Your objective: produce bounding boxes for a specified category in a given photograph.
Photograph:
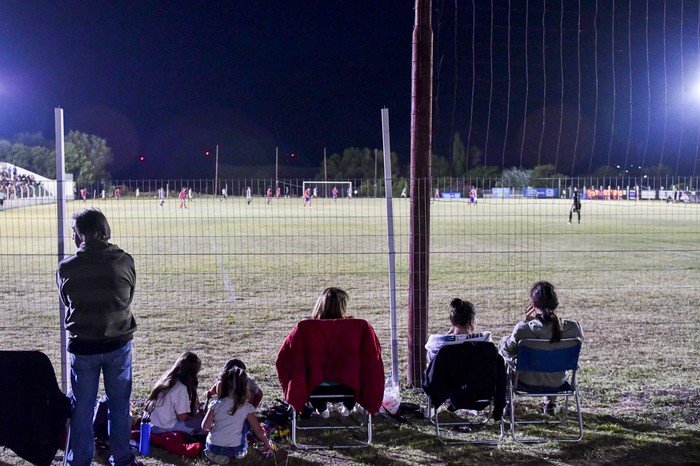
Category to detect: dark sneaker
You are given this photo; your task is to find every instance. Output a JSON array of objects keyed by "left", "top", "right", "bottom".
[
  {"left": 543, "top": 401, "right": 557, "bottom": 416},
  {"left": 204, "top": 448, "right": 230, "bottom": 465}
]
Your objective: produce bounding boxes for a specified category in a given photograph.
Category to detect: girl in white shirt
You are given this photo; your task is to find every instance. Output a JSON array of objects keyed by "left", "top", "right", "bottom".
[
  {"left": 202, "top": 367, "right": 274, "bottom": 462},
  {"left": 145, "top": 351, "right": 204, "bottom": 434}
]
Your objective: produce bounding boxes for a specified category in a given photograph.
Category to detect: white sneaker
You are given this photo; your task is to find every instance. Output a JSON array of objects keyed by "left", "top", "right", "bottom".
[
  {"left": 339, "top": 405, "right": 351, "bottom": 417},
  {"left": 318, "top": 408, "right": 330, "bottom": 418},
  {"left": 353, "top": 405, "right": 367, "bottom": 415},
  {"left": 234, "top": 449, "right": 247, "bottom": 459}
]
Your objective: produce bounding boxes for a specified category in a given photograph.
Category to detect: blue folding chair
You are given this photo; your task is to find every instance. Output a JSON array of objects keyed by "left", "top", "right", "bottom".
[{"left": 502, "top": 338, "right": 584, "bottom": 443}]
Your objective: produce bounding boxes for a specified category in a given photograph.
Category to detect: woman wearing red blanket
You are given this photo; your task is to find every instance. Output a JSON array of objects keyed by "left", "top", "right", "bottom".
[
  {"left": 307, "top": 287, "right": 356, "bottom": 417},
  {"left": 276, "top": 287, "right": 385, "bottom": 416}
]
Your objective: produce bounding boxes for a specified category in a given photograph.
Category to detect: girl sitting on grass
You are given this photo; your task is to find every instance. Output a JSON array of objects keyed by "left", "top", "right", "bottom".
[
  {"left": 202, "top": 366, "right": 274, "bottom": 463},
  {"left": 145, "top": 351, "right": 205, "bottom": 434},
  {"left": 206, "top": 357, "right": 264, "bottom": 408}
]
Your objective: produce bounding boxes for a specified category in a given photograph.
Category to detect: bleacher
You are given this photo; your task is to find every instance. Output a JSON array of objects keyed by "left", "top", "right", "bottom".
[{"left": 0, "top": 163, "right": 74, "bottom": 210}]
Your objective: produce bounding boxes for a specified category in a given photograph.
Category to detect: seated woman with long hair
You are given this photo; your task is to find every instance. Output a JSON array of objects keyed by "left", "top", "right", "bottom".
[
  {"left": 498, "top": 281, "right": 584, "bottom": 415},
  {"left": 306, "top": 287, "right": 357, "bottom": 417}
]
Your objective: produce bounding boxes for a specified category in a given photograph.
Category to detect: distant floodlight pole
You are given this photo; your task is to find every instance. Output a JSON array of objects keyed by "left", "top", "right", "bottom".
[
  {"left": 214, "top": 145, "right": 219, "bottom": 196},
  {"left": 275, "top": 146, "right": 279, "bottom": 188},
  {"left": 55, "top": 107, "right": 69, "bottom": 393},
  {"left": 324, "top": 147, "right": 327, "bottom": 196},
  {"left": 374, "top": 148, "right": 378, "bottom": 198}
]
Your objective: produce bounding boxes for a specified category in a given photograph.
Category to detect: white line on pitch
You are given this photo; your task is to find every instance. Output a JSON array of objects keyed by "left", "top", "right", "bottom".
[{"left": 208, "top": 234, "right": 238, "bottom": 301}]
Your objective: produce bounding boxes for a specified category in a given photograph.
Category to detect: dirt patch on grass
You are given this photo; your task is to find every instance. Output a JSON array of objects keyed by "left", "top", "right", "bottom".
[{"left": 613, "top": 387, "right": 700, "bottom": 426}]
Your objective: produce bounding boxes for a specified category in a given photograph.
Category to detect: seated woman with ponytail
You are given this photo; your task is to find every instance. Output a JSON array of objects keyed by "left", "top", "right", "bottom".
[{"left": 498, "top": 281, "right": 584, "bottom": 415}]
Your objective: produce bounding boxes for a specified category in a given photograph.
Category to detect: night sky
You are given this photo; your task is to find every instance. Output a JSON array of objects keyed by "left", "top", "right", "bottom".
[
  {"left": 1, "top": 1, "right": 414, "bottom": 178},
  {"left": 2, "top": 1, "right": 700, "bottom": 179}
]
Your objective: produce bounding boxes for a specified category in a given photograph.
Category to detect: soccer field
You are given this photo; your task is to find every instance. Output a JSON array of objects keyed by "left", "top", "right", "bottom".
[{"left": 1, "top": 194, "right": 699, "bottom": 464}]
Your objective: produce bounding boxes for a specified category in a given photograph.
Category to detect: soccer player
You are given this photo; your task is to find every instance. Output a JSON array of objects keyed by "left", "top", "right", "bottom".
[
  {"left": 303, "top": 187, "right": 312, "bottom": 207},
  {"left": 469, "top": 187, "right": 477, "bottom": 206},
  {"left": 266, "top": 187, "right": 272, "bottom": 205},
  {"left": 80, "top": 187, "right": 87, "bottom": 203},
  {"left": 434, "top": 188, "right": 440, "bottom": 200},
  {"left": 221, "top": 187, "right": 227, "bottom": 201},
  {"left": 246, "top": 187, "right": 252, "bottom": 205},
  {"left": 158, "top": 187, "right": 165, "bottom": 207},
  {"left": 179, "top": 187, "right": 188, "bottom": 209},
  {"left": 332, "top": 186, "right": 338, "bottom": 201},
  {"left": 276, "top": 186, "right": 281, "bottom": 198},
  {"left": 400, "top": 187, "right": 407, "bottom": 198},
  {"left": 114, "top": 187, "right": 121, "bottom": 200},
  {"left": 569, "top": 187, "right": 581, "bottom": 224}
]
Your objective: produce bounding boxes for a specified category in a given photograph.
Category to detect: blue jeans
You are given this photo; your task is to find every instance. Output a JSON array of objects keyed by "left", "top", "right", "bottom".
[
  {"left": 205, "top": 420, "right": 250, "bottom": 457},
  {"left": 69, "top": 341, "right": 134, "bottom": 466}
]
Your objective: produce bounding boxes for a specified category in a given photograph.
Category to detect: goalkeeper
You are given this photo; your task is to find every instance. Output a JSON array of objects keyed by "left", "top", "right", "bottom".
[{"left": 568, "top": 187, "right": 581, "bottom": 224}]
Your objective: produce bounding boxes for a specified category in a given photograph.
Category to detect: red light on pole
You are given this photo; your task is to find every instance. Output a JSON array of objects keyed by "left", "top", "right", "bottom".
[
  {"left": 205, "top": 151, "right": 211, "bottom": 157},
  {"left": 139, "top": 155, "right": 145, "bottom": 161}
]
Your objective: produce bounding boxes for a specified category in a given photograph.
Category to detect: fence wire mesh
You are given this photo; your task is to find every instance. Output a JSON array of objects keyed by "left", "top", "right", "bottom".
[{"left": 0, "top": 178, "right": 698, "bottom": 400}]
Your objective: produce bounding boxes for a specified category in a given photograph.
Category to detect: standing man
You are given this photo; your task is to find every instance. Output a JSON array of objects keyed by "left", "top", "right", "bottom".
[
  {"left": 57, "top": 208, "right": 138, "bottom": 466},
  {"left": 158, "top": 187, "right": 165, "bottom": 207},
  {"left": 569, "top": 186, "right": 581, "bottom": 224}
]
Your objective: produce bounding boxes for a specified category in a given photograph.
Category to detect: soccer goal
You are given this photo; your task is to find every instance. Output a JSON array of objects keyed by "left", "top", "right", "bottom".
[{"left": 302, "top": 180, "right": 353, "bottom": 198}]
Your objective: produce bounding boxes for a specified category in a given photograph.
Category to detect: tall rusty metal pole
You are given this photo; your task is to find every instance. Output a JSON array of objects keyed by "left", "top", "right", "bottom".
[{"left": 408, "top": 0, "right": 433, "bottom": 385}]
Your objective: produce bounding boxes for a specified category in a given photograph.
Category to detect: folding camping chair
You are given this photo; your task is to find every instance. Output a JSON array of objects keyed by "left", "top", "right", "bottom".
[
  {"left": 502, "top": 338, "right": 584, "bottom": 443},
  {"left": 276, "top": 318, "right": 385, "bottom": 449},
  {"left": 422, "top": 341, "right": 506, "bottom": 444},
  {"left": 290, "top": 385, "right": 373, "bottom": 449}
]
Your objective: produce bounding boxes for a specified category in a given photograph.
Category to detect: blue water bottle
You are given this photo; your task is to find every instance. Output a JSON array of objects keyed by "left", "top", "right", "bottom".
[{"left": 139, "top": 414, "right": 151, "bottom": 456}]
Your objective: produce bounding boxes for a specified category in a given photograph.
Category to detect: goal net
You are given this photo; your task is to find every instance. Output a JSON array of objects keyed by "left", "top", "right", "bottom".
[{"left": 302, "top": 180, "right": 353, "bottom": 198}]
